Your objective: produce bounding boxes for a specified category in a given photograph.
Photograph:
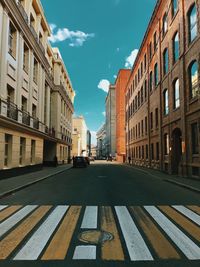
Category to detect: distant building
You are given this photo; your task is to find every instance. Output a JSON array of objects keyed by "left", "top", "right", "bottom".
[
  {"left": 91, "top": 145, "right": 97, "bottom": 158},
  {"left": 96, "top": 124, "right": 106, "bottom": 158},
  {"left": 72, "top": 116, "right": 87, "bottom": 157},
  {"left": 105, "top": 84, "right": 116, "bottom": 157},
  {"left": 87, "top": 130, "right": 91, "bottom": 156},
  {"left": 115, "top": 69, "right": 131, "bottom": 162}
]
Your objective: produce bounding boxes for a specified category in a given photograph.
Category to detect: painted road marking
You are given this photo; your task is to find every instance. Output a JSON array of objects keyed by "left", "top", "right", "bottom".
[
  {"left": 0, "top": 206, "right": 22, "bottom": 222},
  {"left": 172, "top": 205, "right": 200, "bottom": 226},
  {"left": 115, "top": 206, "right": 153, "bottom": 261},
  {"left": 0, "top": 205, "right": 37, "bottom": 238},
  {"left": 0, "top": 206, "right": 8, "bottom": 212},
  {"left": 144, "top": 206, "right": 200, "bottom": 260},
  {"left": 101, "top": 206, "right": 124, "bottom": 261},
  {"left": 0, "top": 206, "right": 51, "bottom": 259},
  {"left": 81, "top": 206, "right": 98, "bottom": 229},
  {"left": 130, "top": 206, "right": 180, "bottom": 259},
  {"left": 73, "top": 245, "right": 96, "bottom": 260},
  {"left": 42, "top": 206, "right": 81, "bottom": 260},
  {"left": 14, "top": 206, "right": 68, "bottom": 260},
  {"left": 0, "top": 205, "right": 199, "bottom": 262}
]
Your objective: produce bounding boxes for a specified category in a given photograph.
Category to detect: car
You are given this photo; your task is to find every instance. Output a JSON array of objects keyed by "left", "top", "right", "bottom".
[
  {"left": 73, "top": 156, "right": 87, "bottom": 168},
  {"left": 107, "top": 156, "right": 113, "bottom": 162},
  {"left": 85, "top": 157, "right": 90, "bottom": 165}
]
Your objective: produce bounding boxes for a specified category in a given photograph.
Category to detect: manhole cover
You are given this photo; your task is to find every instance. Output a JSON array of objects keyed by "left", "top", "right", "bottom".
[{"left": 78, "top": 230, "right": 113, "bottom": 245}]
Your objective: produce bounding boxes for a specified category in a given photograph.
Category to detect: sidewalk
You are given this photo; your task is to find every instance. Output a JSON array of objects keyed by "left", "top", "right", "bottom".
[
  {"left": 0, "top": 164, "right": 72, "bottom": 199},
  {"left": 125, "top": 164, "right": 200, "bottom": 194}
]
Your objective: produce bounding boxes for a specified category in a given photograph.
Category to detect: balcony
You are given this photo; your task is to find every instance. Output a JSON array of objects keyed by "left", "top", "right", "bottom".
[
  {"left": 7, "top": 101, "right": 18, "bottom": 121},
  {"left": 22, "top": 110, "right": 30, "bottom": 126},
  {"left": 30, "top": 24, "right": 38, "bottom": 42},
  {"left": 17, "top": 1, "right": 29, "bottom": 24}
]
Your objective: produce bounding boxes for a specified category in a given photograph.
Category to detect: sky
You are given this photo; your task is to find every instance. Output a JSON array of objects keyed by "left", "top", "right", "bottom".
[{"left": 41, "top": 0, "right": 156, "bottom": 144}]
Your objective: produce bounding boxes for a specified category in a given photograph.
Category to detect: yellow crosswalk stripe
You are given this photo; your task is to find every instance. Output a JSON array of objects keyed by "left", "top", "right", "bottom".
[
  {"left": 42, "top": 206, "right": 81, "bottom": 260},
  {"left": 130, "top": 206, "right": 180, "bottom": 259},
  {"left": 158, "top": 206, "right": 200, "bottom": 243},
  {"left": 0, "top": 206, "right": 22, "bottom": 222},
  {"left": 0, "top": 206, "right": 51, "bottom": 259},
  {"left": 101, "top": 206, "right": 124, "bottom": 261},
  {"left": 187, "top": 205, "right": 200, "bottom": 216}
]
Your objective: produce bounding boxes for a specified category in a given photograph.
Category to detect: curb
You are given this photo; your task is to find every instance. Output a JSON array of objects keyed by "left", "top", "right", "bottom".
[
  {"left": 0, "top": 166, "right": 72, "bottom": 199},
  {"left": 164, "top": 179, "right": 200, "bottom": 194}
]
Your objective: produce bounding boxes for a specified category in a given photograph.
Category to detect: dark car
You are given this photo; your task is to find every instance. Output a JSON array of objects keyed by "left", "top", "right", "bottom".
[
  {"left": 85, "top": 157, "right": 90, "bottom": 165},
  {"left": 73, "top": 156, "right": 87, "bottom": 168}
]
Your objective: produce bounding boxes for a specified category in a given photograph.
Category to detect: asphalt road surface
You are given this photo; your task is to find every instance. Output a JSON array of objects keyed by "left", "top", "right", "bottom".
[{"left": 0, "top": 162, "right": 200, "bottom": 267}]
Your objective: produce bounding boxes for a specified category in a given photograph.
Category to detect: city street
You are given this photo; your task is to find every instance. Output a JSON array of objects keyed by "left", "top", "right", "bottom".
[{"left": 0, "top": 162, "right": 200, "bottom": 267}]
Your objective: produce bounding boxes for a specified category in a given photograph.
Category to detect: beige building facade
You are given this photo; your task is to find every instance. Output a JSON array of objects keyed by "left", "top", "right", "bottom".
[
  {"left": 0, "top": 0, "right": 75, "bottom": 176},
  {"left": 72, "top": 116, "right": 88, "bottom": 157}
]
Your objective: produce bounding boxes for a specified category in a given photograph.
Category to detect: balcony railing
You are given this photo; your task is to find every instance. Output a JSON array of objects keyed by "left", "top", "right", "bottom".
[
  {"left": 33, "top": 117, "right": 39, "bottom": 129},
  {"left": 17, "top": 1, "right": 29, "bottom": 24},
  {"left": 7, "top": 101, "right": 18, "bottom": 121},
  {"left": 30, "top": 24, "right": 38, "bottom": 42},
  {"left": 22, "top": 110, "right": 30, "bottom": 126}
]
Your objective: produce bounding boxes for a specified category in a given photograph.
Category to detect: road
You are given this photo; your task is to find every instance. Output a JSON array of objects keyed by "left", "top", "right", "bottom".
[{"left": 0, "top": 161, "right": 200, "bottom": 267}]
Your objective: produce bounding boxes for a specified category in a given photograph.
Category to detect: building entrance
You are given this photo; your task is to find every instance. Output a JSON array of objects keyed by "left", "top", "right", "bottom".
[{"left": 171, "top": 128, "right": 182, "bottom": 174}]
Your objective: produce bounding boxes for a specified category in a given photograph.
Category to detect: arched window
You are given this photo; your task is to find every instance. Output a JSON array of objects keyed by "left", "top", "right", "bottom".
[
  {"left": 172, "top": 0, "right": 178, "bottom": 17},
  {"left": 163, "top": 89, "right": 169, "bottom": 115},
  {"left": 188, "top": 4, "right": 197, "bottom": 43},
  {"left": 154, "top": 63, "right": 159, "bottom": 86},
  {"left": 173, "top": 79, "right": 180, "bottom": 109},
  {"left": 173, "top": 32, "right": 179, "bottom": 63},
  {"left": 163, "top": 48, "right": 169, "bottom": 75},
  {"left": 150, "top": 71, "right": 153, "bottom": 91},
  {"left": 189, "top": 61, "right": 198, "bottom": 98},
  {"left": 162, "top": 13, "right": 168, "bottom": 36}
]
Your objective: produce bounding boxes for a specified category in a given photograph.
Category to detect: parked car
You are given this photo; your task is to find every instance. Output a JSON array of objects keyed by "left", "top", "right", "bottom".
[
  {"left": 85, "top": 157, "right": 90, "bottom": 165},
  {"left": 73, "top": 156, "right": 87, "bottom": 168}
]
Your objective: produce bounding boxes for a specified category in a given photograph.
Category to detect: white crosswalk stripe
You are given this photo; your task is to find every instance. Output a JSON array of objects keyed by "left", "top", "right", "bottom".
[
  {"left": 172, "top": 205, "right": 200, "bottom": 226},
  {"left": 0, "top": 206, "right": 8, "bottom": 212},
  {"left": 73, "top": 246, "right": 96, "bottom": 260},
  {"left": 81, "top": 206, "right": 98, "bottom": 229},
  {"left": 115, "top": 206, "right": 153, "bottom": 261},
  {"left": 14, "top": 206, "right": 69, "bottom": 260},
  {"left": 0, "top": 205, "right": 37, "bottom": 238},
  {"left": 144, "top": 206, "right": 200, "bottom": 260}
]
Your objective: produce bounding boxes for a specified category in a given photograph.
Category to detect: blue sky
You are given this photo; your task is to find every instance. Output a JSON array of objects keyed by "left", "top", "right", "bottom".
[{"left": 41, "top": 0, "right": 156, "bottom": 143}]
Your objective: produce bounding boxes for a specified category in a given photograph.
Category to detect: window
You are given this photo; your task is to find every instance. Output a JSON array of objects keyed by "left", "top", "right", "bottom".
[
  {"left": 141, "top": 62, "right": 143, "bottom": 77},
  {"left": 172, "top": 0, "right": 178, "bottom": 17},
  {"left": 164, "top": 134, "right": 169, "bottom": 155},
  {"left": 8, "top": 21, "right": 17, "bottom": 58},
  {"left": 188, "top": 4, "right": 197, "bottom": 43},
  {"left": 151, "top": 143, "right": 154, "bottom": 160},
  {"left": 21, "top": 96, "right": 27, "bottom": 111},
  {"left": 163, "top": 89, "right": 169, "bottom": 115},
  {"left": 23, "top": 42, "right": 29, "bottom": 73},
  {"left": 150, "top": 71, "right": 153, "bottom": 92},
  {"left": 142, "top": 146, "right": 145, "bottom": 159},
  {"left": 150, "top": 112, "right": 153, "bottom": 129},
  {"left": 135, "top": 96, "right": 138, "bottom": 110},
  {"left": 31, "top": 140, "right": 36, "bottom": 164},
  {"left": 141, "top": 86, "right": 144, "bottom": 103},
  {"left": 19, "top": 137, "right": 26, "bottom": 165},
  {"left": 189, "top": 61, "right": 198, "bottom": 98},
  {"left": 162, "top": 13, "right": 168, "bottom": 36},
  {"left": 173, "top": 32, "right": 179, "bottom": 63},
  {"left": 173, "top": 79, "right": 180, "bottom": 109},
  {"left": 149, "top": 42, "right": 152, "bottom": 59},
  {"left": 33, "top": 57, "right": 38, "bottom": 84},
  {"left": 163, "top": 48, "right": 169, "bottom": 75},
  {"left": 153, "top": 32, "right": 157, "bottom": 51},
  {"left": 156, "top": 142, "right": 159, "bottom": 161},
  {"left": 146, "top": 144, "right": 149, "bottom": 159},
  {"left": 191, "top": 123, "right": 199, "bottom": 154},
  {"left": 141, "top": 120, "right": 144, "bottom": 135},
  {"left": 32, "top": 104, "right": 37, "bottom": 118},
  {"left": 144, "top": 80, "right": 147, "bottom": 99},
  {"left": 144, "top": 54, "right": 147, "bottom": 71},
  {"left": 145, "top": 116, "right": 148, "bottom": 134},
  {"left": 4, "top": 134, "right": 12, "bottom": 167},
  {"left": 154, "top": 63, "right": 159, "bottom": 86},
  {"left": 138, "top": 91, "right": 141, "bottom": 107},
  {"left": 155, "top": 108, "right": 159, "bottom": 127}
]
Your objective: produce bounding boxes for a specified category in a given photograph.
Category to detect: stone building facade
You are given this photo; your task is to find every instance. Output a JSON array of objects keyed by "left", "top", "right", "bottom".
[
  {"left": 96, "top": 124, "right": 106, "bottom": 159},
  {"left": 0, "top": 0, "right": 75, "bottom": 176},
  {"left": 105, "top": 84, "right": 116, "bottom": 157},
  {"left": 116, "top": 69, "right": 131, "bottom": 163},
  {"left": 125, "top": 0, "right": 200, "bottom": 178},
  {"left": 72, "top": 116, "right": 87, "bottom": 157}
]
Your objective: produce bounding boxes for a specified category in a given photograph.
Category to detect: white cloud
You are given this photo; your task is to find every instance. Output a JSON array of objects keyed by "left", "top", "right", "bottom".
[
  {"left": 113, "top": 74, "right": 117, "bottom": 79},
  {"left": 125, "top": 49, "right": 139, "bottom": 68},
  {"left": 98, "top": 79, "right": 110, "bottom": 93},
  {"left": 102, "top": 111, "right": 106, "bottom": 117},
  {"left": 49, "top": 24, "right": 95, "bottom": 47}
]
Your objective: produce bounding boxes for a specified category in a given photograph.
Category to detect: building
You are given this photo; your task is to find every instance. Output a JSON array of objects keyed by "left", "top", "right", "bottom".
[
  {"left": 0, "top": 0, "right": 75, "bottom": 177},
  {"left": 72, "top": 116, "right": 87, "bottom": 157},
  {"left": 96, "top": 124, "right": 106, "bottom": 159},
  {"left": 87, "top": 130, "right": 91, "bottom": 156},
  {"left": 105, "top": 84, "right": 116, "bottom": 157},
  {"left": 115, "top": 69, "right": 131, "bottom": 163},
  {"left": 91, "top": 145, "right": 97, "bottom": 158},
  {"left": 125, "top": 0, "right": 200, "bottom": 178}
]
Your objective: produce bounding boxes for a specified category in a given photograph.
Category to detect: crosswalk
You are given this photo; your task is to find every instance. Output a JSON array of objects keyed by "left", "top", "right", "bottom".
[{"left": 0, "top": 204, "right": 200, "bottom": 261}]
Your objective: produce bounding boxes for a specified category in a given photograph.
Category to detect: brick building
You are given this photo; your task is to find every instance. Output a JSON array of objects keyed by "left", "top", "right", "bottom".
[
  {"left": 116, "top": 69, "right": 131, "bottom": 162},
  {"left": 125, "top": 0, "right": 200, "bottom": 178}
]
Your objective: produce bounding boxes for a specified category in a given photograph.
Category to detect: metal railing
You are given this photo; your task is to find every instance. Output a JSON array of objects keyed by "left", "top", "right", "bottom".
[
  {"left": 17, "top": 1, "right": 29, "bottom": 24},
  {"left": 7, "top": 101, "right": 18, "bottom": 121},
  {"left": 22, "top": 110, "right": 30, "bottom": 126}
]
